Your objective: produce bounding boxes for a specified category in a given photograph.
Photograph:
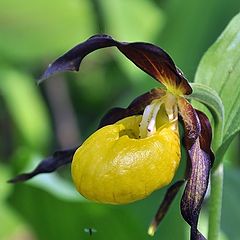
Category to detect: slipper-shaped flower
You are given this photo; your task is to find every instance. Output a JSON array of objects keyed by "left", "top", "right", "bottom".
[{"left": 9, "top": 35, "right": 214, "bottom": 240}]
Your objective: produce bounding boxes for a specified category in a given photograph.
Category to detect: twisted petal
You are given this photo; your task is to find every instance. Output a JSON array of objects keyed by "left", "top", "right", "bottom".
[
  {"left": 40, "top": 34, "right": 192, "bottom": 95},
  {"left": 8, "top": 148, "right": 77, "bottom": 183},
  {"left": 99, "top": 88, "right": 165, "bottom": 128},
  {"left": 148, "top": 180, "right": 185, "bottom": 236},
  {"left": 178, "top": 98, "right": 214, "bottom": 240}
]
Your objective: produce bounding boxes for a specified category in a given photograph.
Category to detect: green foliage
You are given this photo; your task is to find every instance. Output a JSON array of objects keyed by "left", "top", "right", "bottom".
[
  {"left": 192, "top": 12, "right": 240, "bottom": 240},
  {"left": 222, "top": 168, "right": 240, "bottom": 240},
  {"left": 159, "top": 0, "right": 240, "bottom": 79},
  {"left": 194, "top": 12, "right": 240, "bottom": 160},
  {"left": 0, "top": 68, "right": 51, "bottom": 151},
  {"left": 0, "top": 0, "right": 95, "bottom": 62},
  {"left": 100, "top": 0, "right": 164, "bottom": 40},
  {"left": 190, "top": 82, "right": 224, "bottom": 151},
  {"left": 8, "top": 184, "right": 186, "bottom": 240}
]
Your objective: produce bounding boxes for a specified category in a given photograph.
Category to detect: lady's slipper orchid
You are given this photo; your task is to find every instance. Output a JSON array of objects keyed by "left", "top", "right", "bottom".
[{"left": 10, "top": 35, "right": 214, "bottom": 240}]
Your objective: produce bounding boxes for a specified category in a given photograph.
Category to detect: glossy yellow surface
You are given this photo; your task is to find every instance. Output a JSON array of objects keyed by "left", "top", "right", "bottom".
[{"left": 71, "top": 115, "right": 180, "bottom": 204}]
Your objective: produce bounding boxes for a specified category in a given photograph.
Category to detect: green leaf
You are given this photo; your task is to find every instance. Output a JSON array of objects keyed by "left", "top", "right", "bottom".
[
  {"left": 194, "top": 12, "right": 240, "bottom": 159},
  {"left": 189, "top": 83, "right": 224, "bottom": 151},
  {"left": 189, "top": 83, "right": 224, "bottom": 125}
]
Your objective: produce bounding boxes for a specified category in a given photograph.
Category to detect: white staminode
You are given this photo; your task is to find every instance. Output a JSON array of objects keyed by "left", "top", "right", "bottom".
[
  {"left": 165, "top": 93, "right": 177, "bottom": 121},
  {"left": 139, "top": 92, "right": 178, "bottom": 138},
  {"left": 139, "top": 100, "right": 162, "bottom": 138}
]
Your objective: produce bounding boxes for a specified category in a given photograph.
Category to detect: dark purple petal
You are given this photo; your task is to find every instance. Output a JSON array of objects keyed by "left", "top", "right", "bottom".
[
  {"left": 40, "top": 35, "right": 115, "bottom": 81},
  {"left": 8, "top": 148, "right": 77, "bottom": 183},
  {"left": 178, "top": 98, "right": 214, "bottom": 240},
  {"left": 148, "top": 180, "right": 185, "bottom": 236},
  {"left": 40, "top": 34, "right": 192, "bottom": 95},
  {"left": 99, "top": 88, "right": 165, "bottom": 128},
  {"left": 196, "top": 110, "right": 215, "bottom": 166}
]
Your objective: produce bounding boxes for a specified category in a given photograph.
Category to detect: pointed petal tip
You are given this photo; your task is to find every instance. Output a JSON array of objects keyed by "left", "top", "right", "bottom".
[
  {"left": 148, "top": 180, "right": 185, "bottom": 236},
  {"left": 37, "top": 76, "right": 45, "bottom": 85},
  {"left": 9, "top": 148, "right": 77, "bottom": 184},
  {"left": 7, "top": 173, "right": 33, "bottom": 183},
  {"left": 7, "top": 179, "right": 16, "bottom": 184},
  {"left": 38, "top": 60, "right": 80, "bottom": 84},
  {"left": 37, "top": 63, "right": 54, "bottom": 84},
  {"left": 148, "top": 224, "right": 156, "bottom": 237}
]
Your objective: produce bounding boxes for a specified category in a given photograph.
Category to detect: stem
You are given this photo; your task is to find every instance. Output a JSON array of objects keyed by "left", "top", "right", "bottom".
[
  {"left": 208, "top": 112, "right": 224, "bottom": 240},
  {"left": 208, "top": 163, "right": 224, "bottom": 240},
  {"left": 90, "top": 0, "right": 105, "bottom": 32}
]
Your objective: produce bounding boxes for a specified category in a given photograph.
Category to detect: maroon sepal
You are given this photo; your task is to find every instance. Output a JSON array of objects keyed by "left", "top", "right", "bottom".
[
  {"left": 178, "top": 98, "right": 214, "bottom": 240},
  {"left": 148, "top": 180, "right": 185, "bottom": 236},
  {"left": 99, "top": 88, "right": 165, "bottom": 128},
  {"left": 8, "top": 148, "right": 77, "bottom": 183},
  {"left": 39, "top": 34, "right": 192, "bottom": 95}
]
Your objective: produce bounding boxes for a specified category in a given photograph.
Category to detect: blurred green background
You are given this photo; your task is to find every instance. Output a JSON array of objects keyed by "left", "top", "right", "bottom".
[{"left": 0, "top": 0, "right": 240, "bottom": 239}]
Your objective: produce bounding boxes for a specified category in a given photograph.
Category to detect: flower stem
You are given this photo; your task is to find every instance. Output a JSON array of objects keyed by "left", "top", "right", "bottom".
[{"left": 208, "top": 163, "right": 224, "bottom": 240}]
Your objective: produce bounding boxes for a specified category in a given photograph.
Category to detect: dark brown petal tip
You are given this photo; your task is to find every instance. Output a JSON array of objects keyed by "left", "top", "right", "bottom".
[
  {"left": 148, "top": 180, "right": 185, "bottom": 236},
  {"left": 98, "top": 88, "right": 165, "bottom": 128},
  {"left": 39, "top": 34, "right": 192, "bottom": 95},
  {"left": 8, "top": 148, "right": 77, "bottom": 183},
  {"left": 178, "top": 98, "right": 214, "bottom": 240}
]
